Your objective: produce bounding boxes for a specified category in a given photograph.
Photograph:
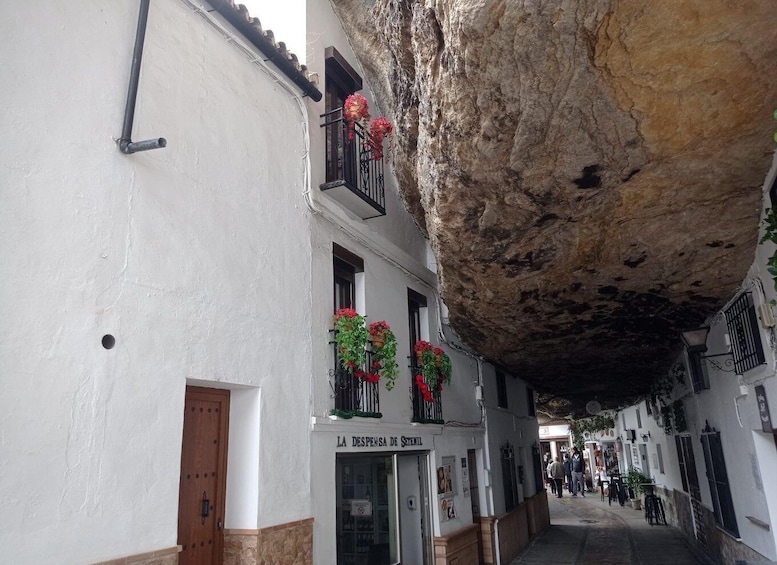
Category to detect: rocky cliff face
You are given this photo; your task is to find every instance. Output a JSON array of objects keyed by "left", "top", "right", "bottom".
[{"left": 330, "top": 0, "right": 777, "bottom": 415}]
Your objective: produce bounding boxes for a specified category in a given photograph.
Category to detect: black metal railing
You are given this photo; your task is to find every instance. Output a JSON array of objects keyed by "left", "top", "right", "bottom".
[
  {"left": 320, "top": 107, "right": 386, "bottom": 216},
  {"left": 330, "top": 341, "right": 380, "bottom": 417},
  {"left": 724, "top": 291, "right": 765, "bottom": 374},
  {"left": 410, "top": 358, "right": 443, "bottom": 423}
]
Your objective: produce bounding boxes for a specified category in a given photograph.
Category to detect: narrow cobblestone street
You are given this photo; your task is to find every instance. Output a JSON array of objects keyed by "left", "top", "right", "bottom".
[{"left": 511, "top": 491, "right": 709, "bottom": 565}]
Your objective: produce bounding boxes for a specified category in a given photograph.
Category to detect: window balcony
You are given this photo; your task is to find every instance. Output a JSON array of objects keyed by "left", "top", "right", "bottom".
[
  {"left": 330, "top": 342, "right": 381, "bottom": 419},
  {"left": 410, "top": 359, "right": 444, "bottom": 424},
  {"left": 320, "top": 107, "right": 386, "bottom": 219}
]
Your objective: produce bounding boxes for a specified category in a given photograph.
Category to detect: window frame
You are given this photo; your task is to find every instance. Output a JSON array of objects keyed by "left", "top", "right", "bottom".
[{"left": 496, "top": 371, "right": 508, "bottom": 409}]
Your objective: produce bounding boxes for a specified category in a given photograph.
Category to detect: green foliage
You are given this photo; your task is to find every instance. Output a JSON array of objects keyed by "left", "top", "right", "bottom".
[
  {"left": 626, "top": 468, "right": 652, "bottom": 496},
  {"left": 660, "top": 404, "right": 673, "bottom": 435},
  {"left": 652, "top": 362, "right": 687, "bottom": 403},
  {"left": 438, "top": 352, "right": 452, "bottom": 385},
  {"left": 420, "top": 349, "right": 440, "bottom": 389},
  {"left": 334, "top": 311, "right": 368, "bottom": 370},
  {"left": 760, "top": 208, "right": 777, "bottom": 290},
  {"left": 330, "top": 408, "right": 382, "bottom": 419},
  {"left": 373, "top": 328, "right": 399, "bottom": 390},
  {"left": 569, "top": 414, "right": 615, "bottom": 449},
  {"left": 672, "top": 399, "right": 687, "bottom": 432}
]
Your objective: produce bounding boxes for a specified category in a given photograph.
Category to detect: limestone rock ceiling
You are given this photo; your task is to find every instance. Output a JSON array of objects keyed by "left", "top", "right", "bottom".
[{"left": 329, "top": 0, "right": 777, "bottom": 416}]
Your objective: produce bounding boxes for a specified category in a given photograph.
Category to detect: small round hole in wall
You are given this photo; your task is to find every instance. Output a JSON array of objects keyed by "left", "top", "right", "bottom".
[{"left": 102, "top": 334, "right": 116, "bottom": 349}]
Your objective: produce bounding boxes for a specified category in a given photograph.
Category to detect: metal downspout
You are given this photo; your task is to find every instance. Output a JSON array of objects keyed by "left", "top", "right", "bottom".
[{"left": 119, "top": 0, "right": 166, "bottom": 154}]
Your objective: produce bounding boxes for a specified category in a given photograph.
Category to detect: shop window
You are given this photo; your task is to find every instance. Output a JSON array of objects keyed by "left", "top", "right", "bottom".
[
  {"left": 496, "top": 371, "right": 508, "bottom": 409},
  {"left": 500, "top": 442, "right": 519, "bottom": 512},
  {"left": 700, "top": 424, "right": 739, "bottom": 537}
]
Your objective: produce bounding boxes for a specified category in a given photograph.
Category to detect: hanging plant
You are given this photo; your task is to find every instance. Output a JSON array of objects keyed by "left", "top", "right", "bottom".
[
  {"left": 569, "top": 415, "right": 615, "bottom": 449},
  {"left": 760, "top": 207, "right": 777, "bottom": 291},
  {"left": 672, "top": 399, "right": 687, "bottom": 432},
  {"left": 367, "top": 116, "right": 393, "bottom": 161},
  {"left": 341, "top": 93, "right": 393, "bottom": 161},
  {"left": 661, "top": 405, "right": 673, "bottom": 435},
  {"left": 333, "top": 308, "right": 368, "bottom": 371},
  {"left": 413, "top": 341, "right": 453, "bottom": 402},
  {"left": 343, "top": 93, "right": 369, "bottom": 140},
  {"left": 369, "top": 321, "right": 399, "bottom": 390}
]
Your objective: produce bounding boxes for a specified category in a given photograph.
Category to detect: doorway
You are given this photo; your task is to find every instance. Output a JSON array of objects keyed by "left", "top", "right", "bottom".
[
  {"left": 336, "top": 454, "right": 432, "bottom": 565},
  {"left": 177, "top": 386, "right": 230, "bottom": 565}
]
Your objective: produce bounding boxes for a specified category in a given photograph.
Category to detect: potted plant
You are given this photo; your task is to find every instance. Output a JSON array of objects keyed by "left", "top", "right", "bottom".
[
  {"left": 625, "top": 468, "right": 651, "bottom": 509},
  {"left": 333, "top": 308, "right": 368, "bottom": 371},
  {"left": 342, "top": 93, "right": 393, "bottom": 161},
  {"left": 413, "top": 341, "right": 453, "bottom": 401},
  {"left": 369, "top": 321, "right": 399, "bottom": 390}
]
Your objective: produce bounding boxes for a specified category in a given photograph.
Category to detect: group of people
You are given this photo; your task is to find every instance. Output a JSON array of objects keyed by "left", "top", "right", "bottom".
[{"left": 546, "top": 448, "right": 587, "bottom": 498}]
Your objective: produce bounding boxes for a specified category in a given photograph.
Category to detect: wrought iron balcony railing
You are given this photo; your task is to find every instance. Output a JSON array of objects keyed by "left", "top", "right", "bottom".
[
  {"left": 410, "top": 359, "right": 444, "bottom": 424},
  {"left": 320, "top": 107, "right": 386, "bottom": 219},
  {"left": 330, "top": 341, "right": 381, "bottom": 418}
]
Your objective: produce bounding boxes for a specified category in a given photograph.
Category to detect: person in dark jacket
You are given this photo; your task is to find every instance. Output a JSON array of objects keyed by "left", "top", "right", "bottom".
[
  {"left": 549, "top": 457, "right": 565, "bottom": 498},
  {"left": 562, "top": 453, "right": 573, "bottom": 493},
  {"left": 571, "top": 447, "right": 585, "bottom": 497}
]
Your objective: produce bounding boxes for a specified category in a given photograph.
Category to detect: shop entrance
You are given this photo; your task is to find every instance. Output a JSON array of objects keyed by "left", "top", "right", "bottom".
[{"left": 336, "top": 453, "right": 431, "bottom": 565}]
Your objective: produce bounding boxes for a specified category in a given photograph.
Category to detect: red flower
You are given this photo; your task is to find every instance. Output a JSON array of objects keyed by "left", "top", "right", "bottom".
[
  {"left": 368, "top": 117, "right": 393, "bottom": 160},
  {"left": 372, "top": 360, "right": 382, "bottom": 370},
  {"left": 369, "top": 320, "right": 390, "bottom": 336},
  {"left": 334, "top": 308, "right": 358, "bottom": 321},
  {"left": 414, "top": 340, "right": 433, "bottom": 353},
  {"left": 433, "top": 347, "right": 444, "bottom": 357}
]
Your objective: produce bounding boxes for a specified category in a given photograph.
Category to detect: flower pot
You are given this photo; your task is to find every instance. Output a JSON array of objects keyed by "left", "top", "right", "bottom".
[
  {"left": 631, "top": 498, "right": 642, "bottom": 510},
  {"left": 372, "top": 335, "right": 385, "bottom": 349},
  {"left": 416, "top": 351, "right": 424, "bottom": 364}
]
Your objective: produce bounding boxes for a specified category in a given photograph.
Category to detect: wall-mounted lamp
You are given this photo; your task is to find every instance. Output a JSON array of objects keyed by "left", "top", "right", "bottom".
[
  {"left": 681, "top": 327, "right": 735, "bottom": 371},
  {"left": 640, "top": 431, "right": 651, "bottom": 442}
]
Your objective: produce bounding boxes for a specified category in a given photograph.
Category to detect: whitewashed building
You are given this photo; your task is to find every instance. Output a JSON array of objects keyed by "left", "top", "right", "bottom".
[
  {"left": 0, "top": 1, "right": 547, "bottom": 564},
  {"left": 611, "top": 154, "right": 777, "bottom": 563}
]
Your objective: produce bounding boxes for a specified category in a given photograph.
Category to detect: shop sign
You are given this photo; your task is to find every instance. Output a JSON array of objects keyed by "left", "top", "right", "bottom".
[
  {"left": 336, "top": 434, "right": 423, "bottom": 450},
  {"left": 755, "top": 385, "right": 773, "bottom": 433}
]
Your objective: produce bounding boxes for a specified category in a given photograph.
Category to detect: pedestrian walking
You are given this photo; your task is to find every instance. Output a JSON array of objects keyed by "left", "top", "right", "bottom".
[
  {"left": 546, "top": 459, "right": 556, "bottom": 494},
  {"left": 571, "top": 447, "right": 585, "bottom": 496},
  {"left": 563, "top": 453, "right": 572, "bottom": 493},
  {"left": 549, "top": 457, "right": 565, "bottom": 498}
]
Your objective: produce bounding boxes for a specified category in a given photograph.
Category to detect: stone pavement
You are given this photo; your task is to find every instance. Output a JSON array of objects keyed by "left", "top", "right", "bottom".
[{"left": 511, "top": 490, "right": 711, "bottom": 565}]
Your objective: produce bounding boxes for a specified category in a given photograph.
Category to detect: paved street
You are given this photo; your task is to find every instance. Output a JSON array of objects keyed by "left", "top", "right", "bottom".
[{"left": 511, "top": 491, "right": 709, "bottom": 565}]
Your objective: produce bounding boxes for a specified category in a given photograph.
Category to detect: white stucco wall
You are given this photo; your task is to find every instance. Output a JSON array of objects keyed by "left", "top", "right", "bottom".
[{"left": 0, "top": 1, "right": 315, "bottom": 562}]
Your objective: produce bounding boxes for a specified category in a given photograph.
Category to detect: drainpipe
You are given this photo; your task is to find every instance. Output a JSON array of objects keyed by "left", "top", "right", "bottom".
[
  {"left": 119, "top": 0, "right": 166, "bottom": 154},
  {"left": 493, "top": 517, "right": 501, "bottom": 565}
]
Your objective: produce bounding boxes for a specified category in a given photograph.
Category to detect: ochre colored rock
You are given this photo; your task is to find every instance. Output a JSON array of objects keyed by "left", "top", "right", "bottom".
[{"left": 330, "top": 0, "right": 777, "bottom": 415}]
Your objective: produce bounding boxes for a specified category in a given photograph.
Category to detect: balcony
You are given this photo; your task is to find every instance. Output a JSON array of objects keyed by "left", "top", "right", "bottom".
[
  {"left": 320, "top": 107, "right": 386, "bottom": 219},
  {"left": 330, "top": 343, "right": 381, "bottom": 419},
  {"left": 410, "top": 359, "right": 444, "bottom": 424}
]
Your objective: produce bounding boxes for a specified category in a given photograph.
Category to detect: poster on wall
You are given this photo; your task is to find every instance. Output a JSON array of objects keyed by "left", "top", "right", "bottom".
[
  {"left": 437, "top": 456, "right": 456, "bottom": 496},
  {"left": 440, "top": 497, "right": 456, "bottom": 521},
  {"left": 461, "top": 458, "right": 470, "bottom": 498}
]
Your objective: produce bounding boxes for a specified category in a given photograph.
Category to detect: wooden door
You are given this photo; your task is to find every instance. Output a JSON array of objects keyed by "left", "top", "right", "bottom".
[{"left": 178, "top": 386, "right": 230, "bottom": 565}]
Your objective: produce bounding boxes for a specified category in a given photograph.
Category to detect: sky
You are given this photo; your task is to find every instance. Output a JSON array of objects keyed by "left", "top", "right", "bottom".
[{"left": 241, "top": 0, "right": 306, "bottom": 64}]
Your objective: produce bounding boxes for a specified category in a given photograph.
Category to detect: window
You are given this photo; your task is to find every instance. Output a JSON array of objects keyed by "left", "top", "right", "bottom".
[
  {"left": 325, "top": 47, "right": 362, "bottom": 184},
  {"left": 724, "top": 292, "right": 765, "bottom": 374},
  {"left": 636, "top": 408, "right": 642, "bottom": 429},
  {"left": 496, "top": 371, "right": 508, "bottom": 409},
  {"left": 700, "top": 425, "right": 739, "bottom": 537},
  {"left": 409, "top": 289, "right": 440, "bottom": 423},
  {"left": 687, "top": 350, "right": 709, "bottom": 392},
  {"left": 500, "top": 442, "right": 519, "bottom": 512},
  {"left": 527, "top": 387, "right": 536, "bottom": 417},
  {"left": 333, "top": 243, "right": 363, "bottom": 312},
  {"left": 656, "top": 443, "right": 665, "bottom": 474},
  {"left": 407, "top": 289, "right": 427, "bottom": 351}
]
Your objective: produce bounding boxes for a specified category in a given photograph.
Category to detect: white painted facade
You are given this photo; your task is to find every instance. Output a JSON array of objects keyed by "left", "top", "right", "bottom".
[
  {"left": 612, "top": 153, "right": 777, "bottom": 562},
  {"left": 0, "top": 1, "right": 544, "bottom": 564}
]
